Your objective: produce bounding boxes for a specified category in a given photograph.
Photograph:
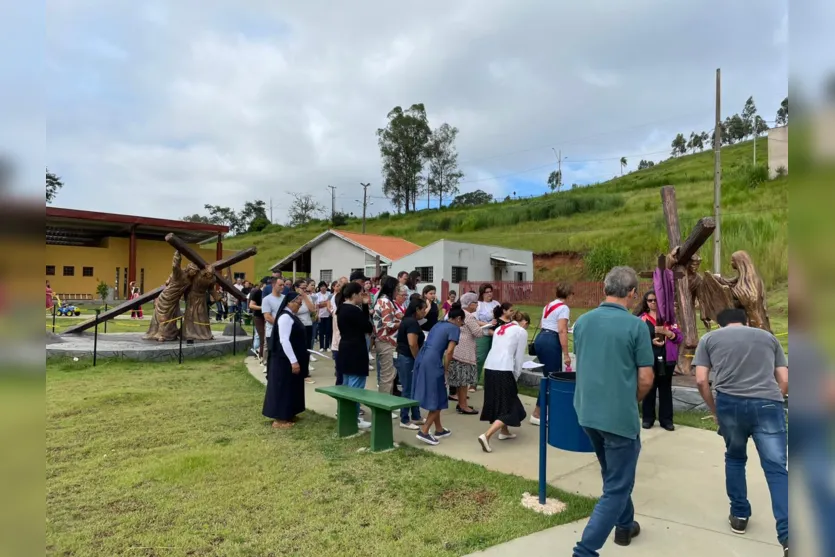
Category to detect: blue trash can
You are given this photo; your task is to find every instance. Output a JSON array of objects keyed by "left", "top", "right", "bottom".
[{"left": 547, "top": 372, "right": 594, "bottom": 453}]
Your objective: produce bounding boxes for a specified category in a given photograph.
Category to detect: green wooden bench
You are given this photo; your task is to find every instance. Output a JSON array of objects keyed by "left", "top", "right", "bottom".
[{"left": 315, "top": 386, "right": 419, "bottom": 452}]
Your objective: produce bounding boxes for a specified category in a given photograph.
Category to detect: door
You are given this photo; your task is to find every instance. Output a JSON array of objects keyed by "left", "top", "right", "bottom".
[{"left": 493, "top": 265, "right": 502, "bottom": 283}]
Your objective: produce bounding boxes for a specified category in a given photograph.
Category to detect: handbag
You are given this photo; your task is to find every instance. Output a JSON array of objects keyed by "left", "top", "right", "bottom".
[{"left": 528, "top": 326, "right": 540, "bottom": 356}]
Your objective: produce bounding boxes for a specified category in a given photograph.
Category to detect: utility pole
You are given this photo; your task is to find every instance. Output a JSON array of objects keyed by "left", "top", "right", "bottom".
[
  {"left": 269, "top": 197, "right": 274, "bottom": 223},
  {"left": 326, "top": 185, "right": 336, "bottom": 223},
  {"left": 359, "top": 182, "right": 370, "bottom": 233},
  {"left": 551, "top": 148, "right": 564, "bottom": 192},
  {"left": 713, "top": 68, "right": 722, "bottom": 274}
]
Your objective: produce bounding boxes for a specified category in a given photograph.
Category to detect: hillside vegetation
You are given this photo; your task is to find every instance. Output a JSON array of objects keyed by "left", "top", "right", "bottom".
[{"left": 228, "top": 139, "right": 786, "bottom": 289}]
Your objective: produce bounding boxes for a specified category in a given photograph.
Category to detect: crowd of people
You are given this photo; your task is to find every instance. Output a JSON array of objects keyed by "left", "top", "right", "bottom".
[
  {"left": 256, "top": 268, "right": 580, "bottom": 448},
  {"left": 256, "top": 265, "right": 789, "bottom": 556}
]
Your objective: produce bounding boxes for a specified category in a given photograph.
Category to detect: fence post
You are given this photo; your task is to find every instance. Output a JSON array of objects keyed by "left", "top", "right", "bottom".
[
  {"left": 178, "top": 325, "right": 184, "bottom": 364},
  {"left": 103, "top": 303, "right": 108, "bottom": 333},
  {"left": 52, "top": 302, "right": 57, "bottom": 333},
  {"left": 538, "top": 376, "right": 548, "bottom": 505},
  {"left": 93, "top": 309, "right": 100, "bottom": 367},
  {"left": 232, "top": 310, "right": 238, "bottom": 355}
]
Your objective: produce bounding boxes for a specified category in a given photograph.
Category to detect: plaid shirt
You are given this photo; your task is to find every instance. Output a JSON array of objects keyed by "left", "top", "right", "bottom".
[{"left": 372, "top": 295, "right": 402, "bottom": 346}]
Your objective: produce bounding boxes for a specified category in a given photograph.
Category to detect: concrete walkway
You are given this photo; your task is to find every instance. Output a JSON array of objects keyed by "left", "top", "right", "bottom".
[{"left": 245, "top": 354, "right": 782, "bottom": 556}]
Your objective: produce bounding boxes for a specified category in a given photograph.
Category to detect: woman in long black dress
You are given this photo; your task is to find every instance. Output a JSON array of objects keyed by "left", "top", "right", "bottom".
[{"left": 262, "top": 292, "right": 309, "bottom": 429}]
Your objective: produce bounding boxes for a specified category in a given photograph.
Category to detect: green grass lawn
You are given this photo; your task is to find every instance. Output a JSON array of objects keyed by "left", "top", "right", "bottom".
[{"left": 46, "top": 356, "right": 595, "bottom": 556}]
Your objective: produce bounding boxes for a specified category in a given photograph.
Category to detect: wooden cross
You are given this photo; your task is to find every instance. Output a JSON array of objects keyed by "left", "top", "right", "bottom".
[
  {"left": 62, "top": 235, "right": 256, "bottom": 335},
  {"left": 659, "top": 186, "right": 716, "bottom": 357}
]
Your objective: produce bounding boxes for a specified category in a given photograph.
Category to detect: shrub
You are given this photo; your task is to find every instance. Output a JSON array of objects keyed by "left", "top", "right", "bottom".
[
  {"left": 584, "top": 245, "right": 630, "bottom": 280},
  {"left": 775, "top": 166, "right": 787, "bottom": 178}
]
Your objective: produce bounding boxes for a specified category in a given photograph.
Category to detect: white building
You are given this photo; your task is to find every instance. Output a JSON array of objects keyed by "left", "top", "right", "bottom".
[
  {"left": 392, "top": 239, "right": 534, "bottom": 289},
  {"left": 269, "top": 229, "right": 421, "bottom": 284}
]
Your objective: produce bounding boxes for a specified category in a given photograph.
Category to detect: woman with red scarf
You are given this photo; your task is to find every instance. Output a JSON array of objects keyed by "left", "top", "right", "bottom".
[{"left": 634, "top": 290, "right": 682, "bottom": 431}]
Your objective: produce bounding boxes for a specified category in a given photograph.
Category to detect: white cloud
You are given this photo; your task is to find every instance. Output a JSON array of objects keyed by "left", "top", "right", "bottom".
[{"left": 41, "top": 0, "right": 789, "bottom": 221}]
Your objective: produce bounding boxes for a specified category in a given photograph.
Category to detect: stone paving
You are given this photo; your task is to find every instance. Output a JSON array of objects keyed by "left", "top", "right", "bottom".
[{"left": 47, "top": 332, "right": 251, "bottom": 362}]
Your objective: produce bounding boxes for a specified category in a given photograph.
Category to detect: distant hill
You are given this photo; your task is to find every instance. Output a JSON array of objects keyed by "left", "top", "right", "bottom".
[{"left": 228, "top": 139, "right": 786, "bottom": 289}]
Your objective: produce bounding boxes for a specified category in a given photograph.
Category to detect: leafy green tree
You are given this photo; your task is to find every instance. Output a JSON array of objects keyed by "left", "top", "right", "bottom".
[
  {"left": 724, "top": 114, "right": 747, "bottom": 144},
  {"left": 182, "top": 214, "right": 213, "bottom": 224},
  {"left": 546, "top": 170, "right": 562, "bottom": 192},
  {"left": 670, "top": 133, "right": 687, "bottom": 157},
  {"left": 247, "top": 216, "right": 270, "bottom": 233},
  {"left": 377, "top": 104, "right": 432, "bottom": 213},
  {"left": 753, "top": 115, "right": 769, "bottom": 136},
  {"left": 775, "top": 96, "right": 788, "bottom": 126},
  {"left": 450, "top": 189, "right": 493, "bottom": 207},
  {"left": 741, "top": 96, "right": 758, "bottom": 137},
  {"left": 331, "top": 211, "right": 350, "bottom": 227},
  {"left": 46, "top": 168, "right": 63, "bottom": 203},
  {"left": 637, "top": 159, "right": 655, "bottom": 170},
  {"left": 426, "top": 123, "right": 464, "bottom": 207}
]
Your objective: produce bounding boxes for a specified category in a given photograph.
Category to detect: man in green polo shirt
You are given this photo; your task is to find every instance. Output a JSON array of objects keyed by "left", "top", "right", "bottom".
[{"left": 572, "top": 266, "right": 655, "bottom": 557}]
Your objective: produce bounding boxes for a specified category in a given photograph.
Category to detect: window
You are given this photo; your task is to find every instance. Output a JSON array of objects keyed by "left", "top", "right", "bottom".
[
  {"left": 320, "top": 269, "right": 333, "bottom": 284},
  {"left": 350, "top": 268, "right": 363, "bottom": 276},
  {"left": 451, "top": 266, "right": 468, "bottom": 283},
  {"left": 63, "top": 266, "right": 75, "bottom": 277},
  {"left": 46, "top": 265, "right": 55, "bottom": 276},
  {"left": 82, "top": 266, "right": 94, "bottom": 277},
  {"left": 414, "top": 266, "right": 433, "bottom": 282},
  {"left": 233, "top": 272, "right": 245, "bottom": 280},
  {"left": 515, "top": 271, "right": 526, "bottom": 282}
]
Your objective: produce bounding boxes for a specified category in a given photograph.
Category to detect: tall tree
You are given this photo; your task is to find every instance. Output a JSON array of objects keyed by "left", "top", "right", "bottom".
[
  {"left": 699, "top": 131, "right": 709, "bottom": 150},
  {"left": 710, "top": 121, "right": 726, "bottom": 149},
  {"left": 288, "top": 193, "right": 324, "bottom": 226},
  {"left": 377, "top": 104, "right": 432, "bottom": 213},
  {"left": 619, "top": 157, "right": 627, "bottom": 175},
  {"left": 450, "top": 189, "right": 493, "bottom": 207},
  {"left": 637, "top": 159, "right": 655, "bottom": 170},
  {"left": 182, "top": 214, "right": 213, "bottom": 224},
  {"left": 670, "top": 133, "right": 687, "bottom": 157},
  {"left": 753, "top": 115, "right": 769, "bottom": 136},
  {"left": 46, "top": 168, "right": 63, "bottom": 204},
  {"left": 425, "top": 123, "right": 464, "bottom": 207},
  {"left": 724, "top": 114, "right": 747, "bottom": 144},
  {"left": 741, "top": 96, "right": 758, "bottom": 138},
  {"left": 203, "top": 205, "right": 241, "bottom": 232},
  {"left": 546, "top": 170, "right": 562, "bottom": 192},
  {"left": 775, "top": 96, "right": 788, "bottom": 126}
]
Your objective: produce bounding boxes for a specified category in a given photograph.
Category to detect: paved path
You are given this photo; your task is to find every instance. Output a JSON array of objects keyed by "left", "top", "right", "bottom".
[{"left": 244, "top": 354, "right": 782, "bottom": 556}]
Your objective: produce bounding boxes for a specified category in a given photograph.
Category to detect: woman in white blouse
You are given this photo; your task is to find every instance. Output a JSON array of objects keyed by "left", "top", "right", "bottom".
[
  {"left": 293, "top": 279, "right": 317, "bottom": 382},
  {"left": 474, "top": 284, "right": 500, "bottom": 389},
  {"left": 530, "top": 283, "right": 573, "bottom": 425},
  {"left": 477, "top": 311, "right": 530, "bottom": 453}
]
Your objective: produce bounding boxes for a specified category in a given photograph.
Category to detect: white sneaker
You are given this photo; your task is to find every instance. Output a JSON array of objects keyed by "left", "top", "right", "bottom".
[
  {"left": 369, "top": 353, "right": 375, "bottom": 360},
  {"left": 478, "top": 434, "right": 492, "bottom": 453},
  {"left": 310, "top": 356, "right": 318, "bottom": 362},
  {"left": 261, "top": 365, "right": 267, "bottom": 374},
  {"left": 391, "top": 412, "right": 399, "bottom": 419},
  {"left": 530, "top": 416, "right": 541, "bottom": 426},
  {"left": 498, "top": 432, "right": 517, "bottom": 440},
  {"left": 399, "top": 422, "right": 419, "bottom": 430},
  {"left": 358, "top": 419, "right": 372, "bottom": 429},
  {"left": 309, "top": 366, "right": 315, "bottom": 371},
  {"left": 250, "top": 348, "right": 258, "bottom": 357}
]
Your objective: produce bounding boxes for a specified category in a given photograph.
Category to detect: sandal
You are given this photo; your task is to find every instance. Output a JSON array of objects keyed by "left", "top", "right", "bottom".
[
  {"left": 456, "top": 406, "right": 479, "bottom": 415},
  {"left": 272, "top": 421, "right": 293, "bottom": 429}
]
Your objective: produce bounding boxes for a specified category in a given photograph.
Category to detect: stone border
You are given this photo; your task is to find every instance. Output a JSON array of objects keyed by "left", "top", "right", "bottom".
[{"left": 46, "top": 332, "right": 252, "bottom": 363}]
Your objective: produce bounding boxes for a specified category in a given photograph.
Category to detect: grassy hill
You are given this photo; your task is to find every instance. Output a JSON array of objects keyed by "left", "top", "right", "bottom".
[{"left": 228, "top": 139, "right": 787, "bottom": 290}]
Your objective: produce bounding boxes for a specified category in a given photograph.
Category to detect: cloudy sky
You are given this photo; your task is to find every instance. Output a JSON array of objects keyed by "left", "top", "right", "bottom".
[{"left": 34, "top": 0, "right": 790, "bottom": 221}]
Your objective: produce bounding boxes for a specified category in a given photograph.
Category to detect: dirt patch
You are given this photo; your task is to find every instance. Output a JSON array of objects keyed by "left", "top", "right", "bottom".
[
  {"left": 520, "top": 492, "right": 567, "bottom": 515},
  {"left": 435, "top": 487, "right": 496, "bottom": 509},
  {"left": 534, "top": 252, "right": 585, "bottom": 282}
]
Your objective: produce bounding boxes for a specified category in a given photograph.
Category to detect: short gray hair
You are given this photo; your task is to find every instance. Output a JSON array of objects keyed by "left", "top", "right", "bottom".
[
  {"left": 396, "top": 285, "right": 409, "bottom": 296},
  {"left": 603, "top": 266, "right": 639, "bottom": 298}
]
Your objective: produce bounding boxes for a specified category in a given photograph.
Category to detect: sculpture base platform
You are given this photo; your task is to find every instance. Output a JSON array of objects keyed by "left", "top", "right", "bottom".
[{"left": 46, "top": 332, "right": 252, "bottom": 363}]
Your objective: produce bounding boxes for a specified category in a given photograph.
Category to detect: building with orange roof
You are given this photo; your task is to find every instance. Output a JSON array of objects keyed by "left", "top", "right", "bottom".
[{"left": 269, "top": 229, "right": 421, "bottom": 283}]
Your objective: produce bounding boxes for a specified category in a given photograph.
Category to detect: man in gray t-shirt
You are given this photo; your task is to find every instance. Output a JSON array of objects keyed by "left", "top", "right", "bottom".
[
  {"left": 260, "top": 293, "right": 284, "bottom": 368},
  {"left": 693, "top": 308, "right": 788, "bottom": 551}
]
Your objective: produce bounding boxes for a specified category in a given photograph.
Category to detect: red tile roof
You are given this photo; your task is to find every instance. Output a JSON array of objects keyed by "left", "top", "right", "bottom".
[{"left": 333, "top": 230, "right": 421, "bottom": 261}]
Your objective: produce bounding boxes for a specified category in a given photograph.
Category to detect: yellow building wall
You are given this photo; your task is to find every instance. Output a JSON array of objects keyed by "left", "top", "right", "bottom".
[{"left": 45, "top": 237, "right": 256, "bottom": 299}]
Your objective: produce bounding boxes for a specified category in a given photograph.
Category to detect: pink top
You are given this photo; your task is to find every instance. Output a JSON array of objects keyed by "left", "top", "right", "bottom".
[
  {"left": 452, "top": 311, "right": 484, "bottom": 365},
  {"left": 46, "top": 287, "right": 54, "bottom": 309}
]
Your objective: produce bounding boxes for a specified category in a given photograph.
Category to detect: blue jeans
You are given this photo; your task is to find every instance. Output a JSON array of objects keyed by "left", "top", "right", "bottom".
[
  {"left": 311, "top": 322, "right": 319, "bottom": 349},
  {"left": 395, "top": 354, "right": 421, "bottom": 423},
  {"left": 344, "top": 374, "right": 367, "bottom": 419},
  {"left": 716, "top": 392, "right": 788, "bottom": 544},
  {"left": 791, "top": 416, "right": 835, "bottom": 555},
  {"left": 573, "top": 428, "right": 641, "bottom": 557}
]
